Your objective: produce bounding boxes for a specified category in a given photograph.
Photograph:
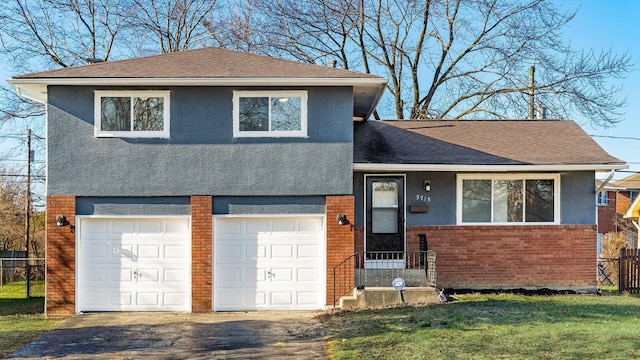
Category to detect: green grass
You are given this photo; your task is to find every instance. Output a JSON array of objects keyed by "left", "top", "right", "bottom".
[
  {"left": 0, "top": 280, "right": 45, "bottom": 299},
  {"left": 323, "top": 293, "right": 640, "bottom": 360},
  {"left": 0, "top": 297, "right": 62, "bottom": 358}
]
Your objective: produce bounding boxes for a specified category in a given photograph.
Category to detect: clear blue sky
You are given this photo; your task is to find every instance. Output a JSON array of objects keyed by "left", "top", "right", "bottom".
[{"left": 559, "top": 1, "right": 640, "bottom": 179}]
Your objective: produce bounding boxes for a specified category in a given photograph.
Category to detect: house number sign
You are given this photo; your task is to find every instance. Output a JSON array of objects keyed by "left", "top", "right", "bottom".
[{"left": 415, "top": 195, "right": 431, "bottom": 203}]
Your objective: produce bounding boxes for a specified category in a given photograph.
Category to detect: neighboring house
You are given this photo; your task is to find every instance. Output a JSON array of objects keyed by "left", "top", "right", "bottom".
[
  {"left": 8, "top": 47, "right": 626, "bottom": 316},
  {"left": 624, "top": 195, "right": 640, "bottom": 249},
  {"left": 596, "top": 173, "right": 640, "bottom": 250}
]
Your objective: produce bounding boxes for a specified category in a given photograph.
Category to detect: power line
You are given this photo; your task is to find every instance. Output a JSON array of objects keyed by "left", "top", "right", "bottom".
[
  {"left": 590, "top": 135, "right": 640, "bottom": 141},
  {"left": 0, "top": 174, "right": 45, "bottom": 179}
]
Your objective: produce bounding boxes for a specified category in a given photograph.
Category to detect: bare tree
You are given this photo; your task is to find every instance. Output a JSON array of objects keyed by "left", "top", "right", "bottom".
[
  {"left": 0, "top": 169, "right": 27, "bottom": 253},
  {"left": 216, "top": 0, "right": 632, "bottom": 125},
  {"left": 124, "top": 0, "right": 219, "bottom": 54}
]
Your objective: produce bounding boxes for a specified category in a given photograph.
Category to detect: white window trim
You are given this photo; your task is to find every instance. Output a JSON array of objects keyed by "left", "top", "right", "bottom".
[
  {"left": 94, "top": 90, "right": 170, "bottom": 138},
  {"left": 233, "top": 90, "right": 308, "bottom": 138},
  {"left": 456, "top": 173, "right": 561, "bottom": 225}
]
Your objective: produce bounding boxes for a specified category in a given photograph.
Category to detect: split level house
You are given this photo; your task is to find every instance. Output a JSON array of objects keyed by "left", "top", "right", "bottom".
[{"left": 8, "top": 47, "right": 626, "bottom": 316}]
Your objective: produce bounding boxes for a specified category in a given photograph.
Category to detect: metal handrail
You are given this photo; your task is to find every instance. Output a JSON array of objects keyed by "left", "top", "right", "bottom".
[{"left": 332, "top": 251, "right": 436, "bottom": 308}]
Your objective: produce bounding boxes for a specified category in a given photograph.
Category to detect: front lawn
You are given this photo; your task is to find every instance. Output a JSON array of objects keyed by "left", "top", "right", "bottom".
[
  {"left": 0, "top": 280, "right": 45, "bottom": 299},
  {"left": 324, "top": 292, "right": 640, "bottom": 359},
  {"left": 0, "top": 298, "right": 63, "bottom": 358}
]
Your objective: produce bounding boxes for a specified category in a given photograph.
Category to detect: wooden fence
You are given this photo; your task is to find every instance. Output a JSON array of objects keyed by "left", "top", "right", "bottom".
[{"left": 619, "top": 248, "right": 640, "bottom": 294}]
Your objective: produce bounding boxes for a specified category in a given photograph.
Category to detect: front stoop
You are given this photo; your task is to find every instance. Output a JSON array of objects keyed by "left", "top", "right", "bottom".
[{"left": 339, "top": 287, "right": 438, "bottom": 310}]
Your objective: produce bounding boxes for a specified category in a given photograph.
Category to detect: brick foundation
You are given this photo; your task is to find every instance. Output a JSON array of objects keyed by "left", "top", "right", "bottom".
[
  {"left": 191, "top": 196, "right": 212, "bottom": 312},
  {"left": 46, "top": 195, "right": 76, "bottom": 317},
  {"left": 355, "top": 224, "right": 598, "bottom": 290},
  {"left": 326, "top": 195, "right": 354, "bottom": 306}
]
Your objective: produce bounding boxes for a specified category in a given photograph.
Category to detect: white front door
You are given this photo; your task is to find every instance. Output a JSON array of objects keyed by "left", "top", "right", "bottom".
[
  {"left": 214, "top": 216, "right": 325, "bottom": 311},
  {"left": 78, "top": 218, "right": 191, "bottom": 312}
]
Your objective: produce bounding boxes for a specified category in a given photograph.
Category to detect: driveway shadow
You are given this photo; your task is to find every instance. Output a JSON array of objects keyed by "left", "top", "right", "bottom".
[{"left": 10, "top": 312, "right": 326, "bottom": 359}]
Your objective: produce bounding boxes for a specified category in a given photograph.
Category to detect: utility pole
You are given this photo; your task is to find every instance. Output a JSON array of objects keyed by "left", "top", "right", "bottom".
[
  {"left": 25, "top": 128, "right": 31, "bottom": 299},
  {"left": 528, "top": 65, "right": 535, "bottom": 119}
]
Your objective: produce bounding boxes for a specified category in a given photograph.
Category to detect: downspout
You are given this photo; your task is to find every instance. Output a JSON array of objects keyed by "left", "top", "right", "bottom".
[
  {"left": 595, "top": 169, "right": 617, "bottom": 241},
  {"left": 596, "top": 169, "right": 616, "bottom": 194}
]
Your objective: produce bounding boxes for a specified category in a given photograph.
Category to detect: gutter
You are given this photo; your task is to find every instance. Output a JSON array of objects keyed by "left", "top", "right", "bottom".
[
  {"left": 596, "top": 169, "right": 617, "bottom": 193},
  {"left": 354, "top": 164, "right": 628, "bottom": 172}
]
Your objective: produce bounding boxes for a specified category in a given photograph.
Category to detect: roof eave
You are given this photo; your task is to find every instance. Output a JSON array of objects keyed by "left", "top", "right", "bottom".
[
  {"left": 7, "top": 77, "right": 389, "bottom": 109},
  {"left": 353, "top": 163, "right": 629, "bottom": 172}
]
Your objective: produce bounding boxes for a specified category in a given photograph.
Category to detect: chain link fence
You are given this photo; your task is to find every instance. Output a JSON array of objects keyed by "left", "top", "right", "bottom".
[{"left": 0, "top": 258, "right": 45, "bottom": 298}]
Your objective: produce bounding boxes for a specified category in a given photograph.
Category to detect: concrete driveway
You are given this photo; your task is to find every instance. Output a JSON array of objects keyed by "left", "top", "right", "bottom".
[{"left": 10, "top": 312, "right": 327, "bottom": 359}]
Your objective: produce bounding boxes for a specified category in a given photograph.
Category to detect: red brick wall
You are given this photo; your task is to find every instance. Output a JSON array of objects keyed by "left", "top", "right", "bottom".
[
  {"left": 326, "top": 195, "right": 354, "bottom": 306},
  {"left": 597, "top": 191, "right": 617, "bottom": 233},
  {"left": 191, "top": 196, "right": 212, "bottom": 312},
  {"left": 355, "top": 225, "right": 597, "bottom": 289},
  {"left": 46, "top": 195, "right": 76, "bottom": 317}
]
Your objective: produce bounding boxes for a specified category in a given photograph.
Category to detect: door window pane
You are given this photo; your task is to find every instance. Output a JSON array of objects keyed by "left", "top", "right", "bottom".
[{"left": 371, "top": 181, "right": 398, "bottom": 233}]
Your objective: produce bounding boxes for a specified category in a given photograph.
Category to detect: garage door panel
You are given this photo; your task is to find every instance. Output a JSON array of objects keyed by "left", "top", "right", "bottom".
[
  {"left": 79, "top": 218, "right": 190, "bottom": 312},
  {"left": 138, "top": 245, "right": 161, "bottom": 259},
  {"left": 217, "top": 244, "right": 242, "bottom": 259},
  {"left": 271, "top": 268, "right": 293, "bottom": 282},
  {"left": 271, "top": 292, "right": 293, "bottom": 306},
  {"left": 112, "top": 221, "right": 136, "bottom": 234},
  {"left": 298, "top": 245, "right": 319, "bottom": 258},
  {"left": 271, "top": 245, "right": 293, "bottom": 259},
  {"left": 164, "top": 293, "right": 187, "bottom": 306},
  {"left": 137, "top": 220, "right": 162, "bottom": 233},
  {"left": 297, "top": 292, "right": 320, "bottom": 305},
  {"left": 165, "top": 245, "right": 187, "bottom": 259},
  {"left": 214, "top": 216, "right": 324, "bottom": 311},
  {"left": 164, "top": 269, "right": 187, "bottom": 282},
  {"left": 137, "top": 269, "right": 159, "bottom": 282},
  {"left": 137, "top": 292, "right": 160, "bottom": 306},
  {"left": 245, "top": 221, "right": 269, "bottom": 234},
  {"left": 297, "top": 268, "right": 319, "bottom": 282}
]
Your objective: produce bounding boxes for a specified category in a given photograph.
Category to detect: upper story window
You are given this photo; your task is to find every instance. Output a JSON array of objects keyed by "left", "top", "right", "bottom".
[
  {"left": 630, "top": 191, "right": 638, "bottom": 202},
  {"left": 233, "top": 91, "right": 307, "bottom": 138},
  {"left": 457, "top": 174, "right": 560, "bottom": 225},
  {"left": 95, "top": 90, "right": 170, "bottom": 138},
  {"left": 597, "top": 191, "right": 609, "bottom": 206}
]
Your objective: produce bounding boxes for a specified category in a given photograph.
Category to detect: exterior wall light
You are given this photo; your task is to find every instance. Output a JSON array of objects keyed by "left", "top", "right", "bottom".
[
  {"left": 424, "top": 180, "right": 431, "bottom": 192},
  {"left": 337, "top": 213, "right": 349, "bottom": 225},
  {"left": 56, "top": 215, "right": 66, "bottom": 227}
]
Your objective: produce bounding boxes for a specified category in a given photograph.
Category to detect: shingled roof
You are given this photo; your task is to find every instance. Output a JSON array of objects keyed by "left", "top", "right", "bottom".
[
  {"left": 8, "top": 47, "right": 387, "bottom": 119},
  {"left": 354, "top": 120, "right": 626, "bottom": 171},
  {"left": 612, "top": 173, "right": 640, "bottom": 189},
  {"left": 12, "top": 47, "right": 385, "bottom": 80}
]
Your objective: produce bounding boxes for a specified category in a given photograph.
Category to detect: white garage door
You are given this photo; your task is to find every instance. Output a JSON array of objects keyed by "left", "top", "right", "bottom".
[
  {"left": 78, "top": 218, "right": 191, "bottom": 312},
  {"left": 214, "top": 216, "right": 325, "bottom": 311}
]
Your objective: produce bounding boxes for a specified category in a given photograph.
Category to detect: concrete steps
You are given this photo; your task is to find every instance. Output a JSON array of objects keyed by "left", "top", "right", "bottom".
[{"left": 339, "top": 287, "right": 439, "bottom": 310}]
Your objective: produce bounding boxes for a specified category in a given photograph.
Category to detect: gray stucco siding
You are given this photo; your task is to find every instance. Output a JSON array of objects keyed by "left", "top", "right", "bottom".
[
  {"left": 47, "top": 86, "right": 353, "bottom": 196},
  {"left": 213, "top": 196, "right": 326, "bottom": 215},
  {"left": 559, "top": 171, "right": 596, "bottom": 224},
  {"left": 353, "top": 171, "right": 596, "bottom": 226},
  {"left": 76, "top": 197, "right": 191, "bottom": 216},
  {"left": 75, "top": 196, "right": 325, "bottom": 216}
]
